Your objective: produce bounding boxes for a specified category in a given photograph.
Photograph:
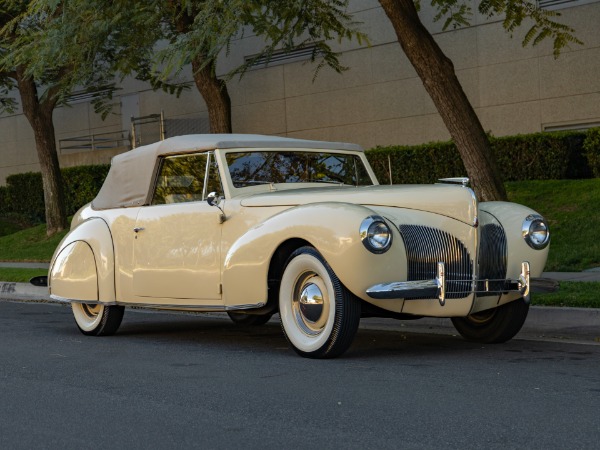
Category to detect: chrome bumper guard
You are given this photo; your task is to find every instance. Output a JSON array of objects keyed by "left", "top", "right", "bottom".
[{"left": 365, "top": 262, "right": 556, "bottom": 306}]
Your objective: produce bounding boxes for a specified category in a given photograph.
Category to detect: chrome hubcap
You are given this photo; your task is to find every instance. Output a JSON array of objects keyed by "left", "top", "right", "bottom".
[{"left": 292, "top": 272, "right": 329, "bottom": 336}]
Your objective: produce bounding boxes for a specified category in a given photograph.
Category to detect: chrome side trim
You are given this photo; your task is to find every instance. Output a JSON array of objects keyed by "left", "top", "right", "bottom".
[
  {"left": 50, "top": 294, "right": 116, "bottom": 305},
  {"left": 49, "top": 294, "right": 265, "bottom": 312}
]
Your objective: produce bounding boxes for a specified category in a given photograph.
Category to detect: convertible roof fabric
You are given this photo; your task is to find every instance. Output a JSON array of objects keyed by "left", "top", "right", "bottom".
[{"left": 91, "top": 134, "right": 363, "bottom": 210}]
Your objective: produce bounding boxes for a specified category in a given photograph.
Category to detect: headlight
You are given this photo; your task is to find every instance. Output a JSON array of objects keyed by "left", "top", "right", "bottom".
[
  {"left": 360, "top": 216, "right": 393, "bottom": 254},
  {"left": 522, "top": 214, "right": 550, "bottom": 249}
]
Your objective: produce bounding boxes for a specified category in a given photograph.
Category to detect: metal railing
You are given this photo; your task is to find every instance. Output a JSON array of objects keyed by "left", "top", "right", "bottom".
[
  {"left": 131, "top": 112, "right": 165, "bottom": 148},
  {"left": 59, "top": 130, "right": 131, "bottom": 153}
]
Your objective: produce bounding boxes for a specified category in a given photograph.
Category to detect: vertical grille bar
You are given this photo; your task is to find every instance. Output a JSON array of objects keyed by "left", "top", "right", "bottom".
[
  {"left": 477, "top": 223, "right": 508, "bottom": 295},
  {"left": 399, "top": 225, "right": 473, "bottom": 299}
]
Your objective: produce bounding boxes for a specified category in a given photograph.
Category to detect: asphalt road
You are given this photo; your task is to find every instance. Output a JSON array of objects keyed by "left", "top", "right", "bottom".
[{"left": 1, "top": 300, "right": 599, "bottom": 450}]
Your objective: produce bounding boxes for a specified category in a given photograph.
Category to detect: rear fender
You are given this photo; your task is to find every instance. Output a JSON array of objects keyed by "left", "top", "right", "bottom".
[{"left": 49, "top": 218, "right": 115, "bottom": 303}]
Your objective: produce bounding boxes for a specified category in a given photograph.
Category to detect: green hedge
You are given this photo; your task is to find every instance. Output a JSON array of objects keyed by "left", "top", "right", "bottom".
[
  {"left": 366, "top": 130, "right": 593, "bottom": 184},
  {"left": 2, "top": 164, "right": 109, "bottom": 223},
  {"left": 583, "top": 128, "right": 600, "bottom": 178}
]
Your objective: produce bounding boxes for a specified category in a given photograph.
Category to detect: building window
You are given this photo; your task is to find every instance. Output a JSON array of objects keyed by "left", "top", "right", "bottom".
[
  {"left": 538, "top": 0, "right": 600, "bottom": 10},
  {"left": 245, "top": 45, "right": 319, "bottom": 70}
]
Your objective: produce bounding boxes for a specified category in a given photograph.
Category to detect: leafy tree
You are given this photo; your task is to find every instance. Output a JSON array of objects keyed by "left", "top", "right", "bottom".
[
  {"left": 378, "top": 0, "right": 581, "bottom": 201},
  {"left": 24, "top": 0, "right": 366, "bottom": 133},
  {"left": 0, "top": 1, "right": 70, "bottom": 235}
]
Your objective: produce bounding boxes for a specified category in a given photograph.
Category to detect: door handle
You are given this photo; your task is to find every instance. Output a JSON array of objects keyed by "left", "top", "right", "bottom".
[{"left": 133, "top": 227, "right": 145, "bottom": 233}]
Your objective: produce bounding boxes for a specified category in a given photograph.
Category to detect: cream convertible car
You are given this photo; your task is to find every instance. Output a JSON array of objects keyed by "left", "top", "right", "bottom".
[{"left": 49, "top": 134, "right": 553, "bottom": 358}]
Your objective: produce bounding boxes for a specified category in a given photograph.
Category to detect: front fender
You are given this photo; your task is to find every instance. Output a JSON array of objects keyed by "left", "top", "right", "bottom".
[
  {"left": 49, "top": 218, "right": 115, "bottom": 303},
  {"left": 222, "top": 202, "right": 407, "bottom": 306},
  {"left": 479, "top": 201, "right": 550, "bottom": 278}
]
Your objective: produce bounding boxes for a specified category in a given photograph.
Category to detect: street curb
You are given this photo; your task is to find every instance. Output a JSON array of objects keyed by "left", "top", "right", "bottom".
[{"left": 0, "top": 282, "right": 49, "bottom": 298}]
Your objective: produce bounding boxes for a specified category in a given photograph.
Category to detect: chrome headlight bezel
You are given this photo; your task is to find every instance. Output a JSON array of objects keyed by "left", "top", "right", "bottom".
[
  {"left": 522, "top": 214, "right": 550, "bottom": 250},
  {"left": 360, "top": 216, "right": 393, "bottom": 254}
]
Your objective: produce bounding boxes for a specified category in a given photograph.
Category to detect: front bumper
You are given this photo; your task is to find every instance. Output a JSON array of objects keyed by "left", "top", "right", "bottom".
[{"left": 366, "top": 261, "right": 558, "bottom": 306}]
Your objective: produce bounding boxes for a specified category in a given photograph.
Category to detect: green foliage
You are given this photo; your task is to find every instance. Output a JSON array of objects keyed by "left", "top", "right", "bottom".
[
  {"left": 583, "top": 128, "right": 600, "bottom": 178},
  {"left": 19, "top": 0, "right": 367, "bottom": 112},
  {"left": 493, "top": 132, "right": 590, "bottom": 181},
  {"left": 366, "top": 131, "right": 592, "bottom": 185},
  {"left": 4, "top": 172, "right": 46, "bottom": 223},
  {"left": 506, "top": 179, "right": 600, "bottom": 272},
  {"left": 532, "top": 281, "right": 600, "bottom": 309},
  {"left": 429, "top": 0, "right": 582, "bottom": 56},
  {"left": 0, "top": 185, "right": 9, "bottom": 214},
  {"left": 367, "top": 142, "right": 464, "bottom": 185},
  {"left": 2, "top": 165, "right": 109, "bottom": 223},
  {"left": 0, "top": 216, "right": 22, "bottom": 237},
  {"left": 0, "top": 221, "right": 68, "bottom": 261},
  {"left": 0, "top": 267, "right": 48, "bottom": 282}
]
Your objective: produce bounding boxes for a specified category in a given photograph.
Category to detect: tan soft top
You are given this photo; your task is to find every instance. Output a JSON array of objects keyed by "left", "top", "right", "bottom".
[{"left": 91, "top": 134, "right": 363, "bottom": 210}]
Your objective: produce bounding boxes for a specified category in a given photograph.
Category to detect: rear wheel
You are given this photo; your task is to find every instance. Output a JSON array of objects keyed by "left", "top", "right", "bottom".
[
  {"left": 72, "top": 303, "right": 125, "bottom": 336},
  {"left": 227, "top": 311, "right": 273, "bottom": 326},
  {"left": 279, "top": 247, "right": 361, "bottom": 359},
  {"left": 451, "top": 298, "right": 529, "bottom": 344}
]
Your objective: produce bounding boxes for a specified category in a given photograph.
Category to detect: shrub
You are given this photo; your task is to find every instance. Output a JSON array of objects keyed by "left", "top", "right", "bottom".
[
  {"left": 366, "top": 130, "right": 592, "bottom": 184},
  {"left": 2, "top": 164, "right": 109, "bottom": 223},
  {"left": 63, "top": 165, "right": 110, "bottom": 215},
  {"left": 366, "top": 141, "right": 464, "bottom": 184},
  {"left": 493, "top": 132, "right": 589, "bottom": 181},
  {"left": 4, "top": 172, "right": 45, "bottom": 223},
  {"left": 583, "top": 128, "right": 600, "bottom": 178}
]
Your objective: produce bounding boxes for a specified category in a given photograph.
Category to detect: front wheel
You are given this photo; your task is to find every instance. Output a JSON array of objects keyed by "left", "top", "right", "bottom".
[
  {"left": 72, "top": 303, "right": 125, "bottom": 336},
  {"left": 451, "top": 298, "right": 529, "bottom": 344},
  {"left": 279, "top": 247, "right": 361, "bottom": 359}
]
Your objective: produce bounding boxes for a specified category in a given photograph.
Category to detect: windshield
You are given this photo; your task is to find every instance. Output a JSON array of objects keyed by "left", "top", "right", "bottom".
[{"left": 226, "top": 151, "right": 373, "bottom": 188}]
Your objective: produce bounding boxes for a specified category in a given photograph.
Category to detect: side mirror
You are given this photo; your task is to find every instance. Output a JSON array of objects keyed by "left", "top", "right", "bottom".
[
  {"left": 207, "top": 191, "right": 221, "bottom": 207},
  {"left": 207, "top": 191, "right": 226, "bottom": 223}
]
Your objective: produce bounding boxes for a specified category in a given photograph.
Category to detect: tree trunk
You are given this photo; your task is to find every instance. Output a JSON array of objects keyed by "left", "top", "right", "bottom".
[
  {"left": 378, "top": 0, "right": 507, "bottom": 202},
  {"left": 15, "top": 68, "right": 68, "bottom": 236},
  {"left": 191, "top": 58, "right": 232, "bottom": 134}
]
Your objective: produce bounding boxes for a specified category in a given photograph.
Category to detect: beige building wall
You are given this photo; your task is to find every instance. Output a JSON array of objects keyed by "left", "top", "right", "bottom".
[{"left": 1, "top": 0, "right": 599, "bottom": 184}]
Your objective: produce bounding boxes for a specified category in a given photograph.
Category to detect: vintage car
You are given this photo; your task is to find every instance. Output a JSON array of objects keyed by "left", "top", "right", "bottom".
[{"left": 49, "top": 134, "right": 553, "bottom": 358}]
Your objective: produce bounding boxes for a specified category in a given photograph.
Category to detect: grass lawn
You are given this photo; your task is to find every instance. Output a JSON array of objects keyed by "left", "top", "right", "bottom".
[
  {"left": 0, "top": 223, "right": 67, "bottom": 262},
  {"left": 0, "top": 268, "right": 48, "bottom": 283},
  {"left": 506, "top": 178, "right": 600, "bottom": 271},
  {"left": 532, "top": 282, "right": 600, "bottom": 308}
]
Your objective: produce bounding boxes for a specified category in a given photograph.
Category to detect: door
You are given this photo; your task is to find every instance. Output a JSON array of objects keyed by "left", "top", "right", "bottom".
[{"left": 132, "top": 152, "right": 224, "bottom": 301}]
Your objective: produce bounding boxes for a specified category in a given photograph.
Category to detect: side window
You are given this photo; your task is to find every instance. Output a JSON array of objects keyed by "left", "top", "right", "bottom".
[
  {"left": 151, "top": 152, "right": 224, "bottom": 205},
  {"left": 152, "top": 153, "right": 208, "bottom": 205}
]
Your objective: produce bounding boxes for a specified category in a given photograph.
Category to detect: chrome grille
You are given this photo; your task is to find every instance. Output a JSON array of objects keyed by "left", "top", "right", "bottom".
[
  {"left": 399, "top": 225, "right": 473, "bottom": 299},
  {"left": 477, "top": 223, "right": 508, "bottom": 295}
]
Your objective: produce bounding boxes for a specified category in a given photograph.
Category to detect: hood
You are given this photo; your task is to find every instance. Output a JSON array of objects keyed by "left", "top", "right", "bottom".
[{"left": 240, "top": 184, "right": 478, "bottom": 225}]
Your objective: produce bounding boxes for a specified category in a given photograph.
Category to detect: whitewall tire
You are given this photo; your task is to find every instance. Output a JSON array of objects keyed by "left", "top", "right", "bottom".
[
  {"left": 279, "top": 247, "right": 361, "bottom": 358},
  {"left": 72, "top": 303, "right": 125, "bottom": 336}
]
